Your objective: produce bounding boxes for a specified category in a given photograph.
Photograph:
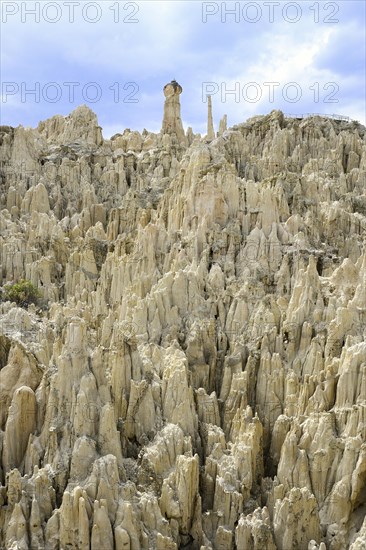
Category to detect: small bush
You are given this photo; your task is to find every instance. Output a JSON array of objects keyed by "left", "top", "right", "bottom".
[{"left": 2, "top": 279, "right": 41, "bottom": 307}]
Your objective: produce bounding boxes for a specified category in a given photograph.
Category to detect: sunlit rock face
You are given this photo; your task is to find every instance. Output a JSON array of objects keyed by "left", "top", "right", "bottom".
[
  {"left": 0, "top": 106, "right": 366, "bottom": 550},
  {"left": 162, "top": 80, "right": 186, "bottom": 145}
]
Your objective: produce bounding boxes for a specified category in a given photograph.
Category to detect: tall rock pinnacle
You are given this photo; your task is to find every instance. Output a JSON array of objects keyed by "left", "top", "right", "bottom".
[
  {"left": 162, "top": 79, "right": 186, "bottom": 143},
  {"left": 206, "top": 95, "right": 215, "bottom": 141}
]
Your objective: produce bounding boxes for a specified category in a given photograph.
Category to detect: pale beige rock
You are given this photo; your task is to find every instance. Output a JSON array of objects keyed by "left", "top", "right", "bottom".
[
  {"left": 1, "top": 106, "right": 365, "bottom": 549},
  {"left": 218, "top": 114, "right": 227, "bottom": 136},
  {"left": 160, "top": 453, "right": 201, "bottom": 545},
  {"left": 3, "top": 386, "right": 37, "bottom": 471},
  {"left": 5, "top": 502, "right": 29, "bottom": 550},
  {"left": 273, "top": 487, "right": 322, "bottom": 550},
  {"left": 206, "top": 96, "right": 215, "bottom": 142},
  {"left": 235, "top": 507, "right": 276, "bottom": 550},
  {"left": 161, "top": 80, "right": 186, "bottom": 145},
  {"left": 37, "top": 105, "right": 103, "bottom": 146}
]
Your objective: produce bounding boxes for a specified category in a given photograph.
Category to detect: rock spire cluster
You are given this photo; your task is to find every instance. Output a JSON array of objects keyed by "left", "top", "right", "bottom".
[{"left": 0, "top": 92, "right": 365, "bottom": 549}]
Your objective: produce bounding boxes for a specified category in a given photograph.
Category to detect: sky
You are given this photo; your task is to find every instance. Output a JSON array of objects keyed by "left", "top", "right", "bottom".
[{"left": 1, "top": 1, "right": 365, "bottom": 137}]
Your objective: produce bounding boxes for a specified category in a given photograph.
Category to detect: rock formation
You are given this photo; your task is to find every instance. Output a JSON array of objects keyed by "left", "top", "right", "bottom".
[
  {"left": 206, "top": 96, "right": 215, "bottom": 142},
  {"left": 0, "top": 102, "right": 365, "bottom": 549},
  {"left": 218, "top": 115, "right": 228, "bottom": 137},
  {"left": 161, "top": 80, "right": 186, "bottom": 145}
]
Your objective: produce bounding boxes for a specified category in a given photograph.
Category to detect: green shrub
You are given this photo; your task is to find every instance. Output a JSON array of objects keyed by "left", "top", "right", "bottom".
[{"left": 3, "top": 279, "right": 41, "bottom": 307}]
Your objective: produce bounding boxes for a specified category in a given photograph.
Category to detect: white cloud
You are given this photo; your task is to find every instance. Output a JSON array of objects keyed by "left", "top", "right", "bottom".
[{"left": 1, "top": 0, "right": 364, "bottom": 130}]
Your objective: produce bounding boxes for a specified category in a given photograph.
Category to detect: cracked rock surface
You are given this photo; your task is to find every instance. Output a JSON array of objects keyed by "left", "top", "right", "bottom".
[{"left": 0, "top": 106, "right": 366, "bottom": 549}]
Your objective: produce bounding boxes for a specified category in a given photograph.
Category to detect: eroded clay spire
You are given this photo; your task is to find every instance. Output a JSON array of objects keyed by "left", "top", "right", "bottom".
[
  {"left": 162, "top": 80, "right": 185, "bottom": 143},
  {"left": 206, "top": 95, "right": 215, "bottom": 142},
  {"left": 218, "top": 114, "right": 227, "bottom": 136}
]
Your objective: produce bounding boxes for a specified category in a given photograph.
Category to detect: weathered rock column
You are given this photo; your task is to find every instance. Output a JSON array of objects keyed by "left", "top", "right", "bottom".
[
  {"left": 206, "top": 95, "right": 215, "bottom": 142},
  {"left": 162, "top": 80, "right": 186, "bottom": 143},
  {"left": 218, "top": 114, "right": 227, "bottom": 136}
]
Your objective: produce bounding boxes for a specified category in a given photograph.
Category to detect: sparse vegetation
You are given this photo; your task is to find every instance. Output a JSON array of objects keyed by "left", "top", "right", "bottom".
[{"left": 2, "top": 279, "right": 41, "bottom": 307}]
